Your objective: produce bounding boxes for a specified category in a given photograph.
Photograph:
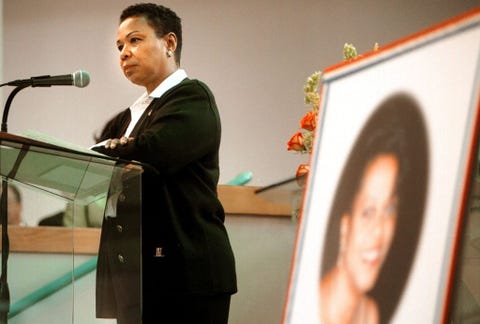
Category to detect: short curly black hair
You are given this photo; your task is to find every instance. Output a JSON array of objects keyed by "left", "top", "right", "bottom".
[{"left": 120, "top": 3, "right": 182, "bottom": 64}]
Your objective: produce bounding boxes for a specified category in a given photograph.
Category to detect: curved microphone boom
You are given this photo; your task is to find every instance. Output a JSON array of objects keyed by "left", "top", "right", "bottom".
[{"left": 2, "top": 70, "right": 90, "bottom": 88}]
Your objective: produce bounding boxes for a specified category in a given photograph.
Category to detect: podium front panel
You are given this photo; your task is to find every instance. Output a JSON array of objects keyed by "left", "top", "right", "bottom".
[{"left": 0, "top": 132, "right": 144, "bottom": 323}]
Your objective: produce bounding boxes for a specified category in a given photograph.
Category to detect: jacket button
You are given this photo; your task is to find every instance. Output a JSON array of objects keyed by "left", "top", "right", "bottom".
[
  {"left": 116, "top": 225, "right": 123, "bottom": 233},
  {"left": 118, "top": 193, "right": 126, "bottom": 202},
  {"left": 118, "top": 254, "right": 125, "bottom": 263}
]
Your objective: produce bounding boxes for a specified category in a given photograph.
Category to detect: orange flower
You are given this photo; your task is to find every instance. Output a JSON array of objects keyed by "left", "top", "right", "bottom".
[
  {"left": 296, "top": 163, "right": 310, "bottom": 177},
  {"left": 287, "top": 132, "right": 305, "bottom": 151},
  {"left": 300, "top": 110, "right": 317, "bottom": 131},
  {"left": 296, "top": 163, "right": 310, "bottom": 186}
]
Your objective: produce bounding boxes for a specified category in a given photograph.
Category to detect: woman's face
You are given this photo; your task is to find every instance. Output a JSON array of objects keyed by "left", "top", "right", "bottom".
[
  {"left": 341, "top": 154, "right": 399, "bottom": 293},
  {"left": 116, "top": 16, "right": 172, "bottom": 93}
]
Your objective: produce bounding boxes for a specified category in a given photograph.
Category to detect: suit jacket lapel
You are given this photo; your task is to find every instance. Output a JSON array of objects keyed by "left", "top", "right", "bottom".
[
  {"left": 129, "top": 98, "right": 157, "bottom": 137},
  {"left": 129, "top": 78, "right": 188, "bottom": 137}
]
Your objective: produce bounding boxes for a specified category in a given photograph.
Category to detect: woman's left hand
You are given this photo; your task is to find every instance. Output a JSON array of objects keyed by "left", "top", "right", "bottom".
[{"left": 105, "top": 136, "right": 134, "bottom": 149}]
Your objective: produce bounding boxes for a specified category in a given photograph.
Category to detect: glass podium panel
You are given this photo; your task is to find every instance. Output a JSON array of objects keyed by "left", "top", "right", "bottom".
[{"left": 0, "top": 132, "right": 143, "bottom": 323}]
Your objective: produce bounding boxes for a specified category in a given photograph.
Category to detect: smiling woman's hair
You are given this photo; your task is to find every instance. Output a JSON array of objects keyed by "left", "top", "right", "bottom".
[
  {"left": 120, "top": 3, "right": 183, "bottom": 65},
  {"left": 320, "top": 92, "right": 429, "bottom": 322}
]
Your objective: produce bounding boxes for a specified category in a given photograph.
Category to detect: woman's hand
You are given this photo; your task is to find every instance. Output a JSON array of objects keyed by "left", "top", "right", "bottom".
[{"left": 105, "top": 136, "right": 134, "bottom": 149}]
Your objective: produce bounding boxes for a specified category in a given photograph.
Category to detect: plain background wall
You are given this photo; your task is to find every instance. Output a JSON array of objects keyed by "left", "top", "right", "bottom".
[
  {"left": 1, "top": 1, "right": 479, "bottom": 323},
  {"left": 2, "top": 1, "right": 479, "bottom": 188},
  {"left": 2, "top": 0, "right": 479, "bottom": 225}
]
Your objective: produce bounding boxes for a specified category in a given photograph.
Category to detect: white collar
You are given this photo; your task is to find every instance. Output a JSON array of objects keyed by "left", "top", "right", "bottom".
[
  {"left": 129, "top": 69, "right": 187, "bottom": 113},
  {"left": 150, "top": 69, "right": 188, "bottom": 98}
]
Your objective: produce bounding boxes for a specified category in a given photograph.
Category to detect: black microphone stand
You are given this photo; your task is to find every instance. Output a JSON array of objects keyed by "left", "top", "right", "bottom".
[{"left": 0, "top": 84, "right": 29, "bottom": 324}]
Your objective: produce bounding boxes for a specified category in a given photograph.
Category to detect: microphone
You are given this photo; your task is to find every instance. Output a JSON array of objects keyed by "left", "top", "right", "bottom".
[{"left": 4, "top": 70, "right": 90, "bottom": 88}]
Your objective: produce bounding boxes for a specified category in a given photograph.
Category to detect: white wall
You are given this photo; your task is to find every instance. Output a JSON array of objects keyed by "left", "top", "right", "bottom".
[
  {"left": 1, "top": 1, "right": 479, "bottom": 323},
  {"left": 3, "top": 0, "right": 478, "bottom": 188}
]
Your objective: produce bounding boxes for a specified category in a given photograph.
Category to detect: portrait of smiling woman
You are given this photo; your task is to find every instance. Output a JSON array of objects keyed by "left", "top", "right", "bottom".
[{"left": 319, "top": 93, "right": 429, "bottom": 324}]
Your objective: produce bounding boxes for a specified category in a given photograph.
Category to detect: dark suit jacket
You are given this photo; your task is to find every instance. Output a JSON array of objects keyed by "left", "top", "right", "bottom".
[{"left": 94, "top": 78, "right": 237, "bottom": 320}]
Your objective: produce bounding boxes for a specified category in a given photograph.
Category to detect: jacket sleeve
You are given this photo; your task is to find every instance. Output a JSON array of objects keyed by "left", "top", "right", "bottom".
[
  {"left": 94, "top": 108, "right": 131, "bottom": 142},
  {"left": 94, "top": 80, "right": 221, "bottom": 175}
]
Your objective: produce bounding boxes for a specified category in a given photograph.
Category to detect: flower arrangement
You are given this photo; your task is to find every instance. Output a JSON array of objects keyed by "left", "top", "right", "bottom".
[{"left": 287, "top": 43, "right": 378, "bottom": 181}]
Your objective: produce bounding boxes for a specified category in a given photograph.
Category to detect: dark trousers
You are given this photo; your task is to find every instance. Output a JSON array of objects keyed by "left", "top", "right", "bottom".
[{"left": 116, "top": 294, "right": 232, "bottom": 324}]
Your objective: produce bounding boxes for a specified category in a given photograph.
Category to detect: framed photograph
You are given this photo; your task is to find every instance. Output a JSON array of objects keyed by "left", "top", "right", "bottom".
[{"left": 283, "top": 9, "right": 480, "bottom": 324}]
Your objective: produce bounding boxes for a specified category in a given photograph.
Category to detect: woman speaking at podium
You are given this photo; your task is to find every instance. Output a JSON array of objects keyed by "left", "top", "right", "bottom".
[{"left": 92, "top": 3, "right": 237, "bottom": 323}]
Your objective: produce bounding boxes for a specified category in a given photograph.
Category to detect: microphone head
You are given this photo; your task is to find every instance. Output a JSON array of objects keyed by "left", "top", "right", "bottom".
[{"left": 73, "top": 70, "right": 90, "bottom": 88}]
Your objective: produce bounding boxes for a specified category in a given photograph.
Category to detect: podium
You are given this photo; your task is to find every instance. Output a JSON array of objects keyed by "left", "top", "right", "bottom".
[{"left": 0, "top": 131, "right": 144, "bottom": 323}]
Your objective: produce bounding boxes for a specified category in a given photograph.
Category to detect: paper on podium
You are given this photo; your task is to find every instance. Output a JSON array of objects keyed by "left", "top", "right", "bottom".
[
  {"left": 21, "top": 129, "right": 105, "bottom": 157},
  {"left": 0, "top": 130, "right": 123, "bottom": 205}
]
